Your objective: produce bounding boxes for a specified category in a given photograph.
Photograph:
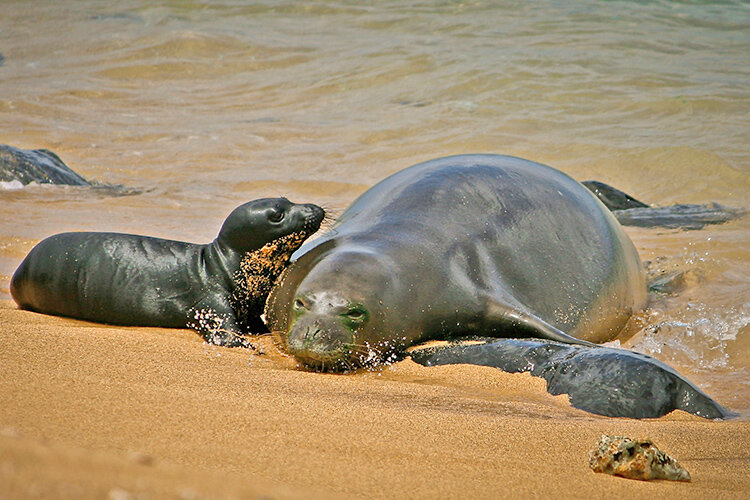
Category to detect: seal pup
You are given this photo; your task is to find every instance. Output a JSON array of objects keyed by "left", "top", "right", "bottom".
[
  {"left": 11, "top": 198, "right": 325, "bottom": 347},
  {"left": 265, "top": 154, "right": 647, "bottom": 371}
]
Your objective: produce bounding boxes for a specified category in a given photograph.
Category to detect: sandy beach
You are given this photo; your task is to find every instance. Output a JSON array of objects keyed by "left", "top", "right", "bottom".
[
  {"left": 1, "top": 298, "right": 748, "bottom": 499},
  {"left": 2, "top": 1, "right": 749, "bottom": 498}
]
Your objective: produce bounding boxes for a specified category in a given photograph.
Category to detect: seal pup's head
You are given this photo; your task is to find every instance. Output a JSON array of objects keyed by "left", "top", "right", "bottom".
[
  {"left": 272, "top": 247, "right": 406, "bottom": 372},
  {"left": 217, "top": 198, "right": 325, "bottom": 253}
]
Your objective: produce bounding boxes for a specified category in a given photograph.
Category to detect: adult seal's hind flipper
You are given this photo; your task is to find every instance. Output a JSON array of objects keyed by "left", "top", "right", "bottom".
[
  {"left": 581, "top": 181, "right": 649, "bottom": 211},
  {"left": 410, "top": 338, "right": 734, "bottom": 420},
  {"left": 582, "top": 180, "right": 745, "bottom": 230},
  {"left": 613, "top": 203, "right": 746, "bottom": 230}
]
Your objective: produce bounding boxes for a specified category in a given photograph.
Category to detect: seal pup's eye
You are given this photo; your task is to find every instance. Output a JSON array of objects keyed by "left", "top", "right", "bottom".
[
  {"left": 268, "top": 207, "right": 285, "bottom": 223},
  {"left": 293, "top": 297, "right": 310, "bottom": 311}
]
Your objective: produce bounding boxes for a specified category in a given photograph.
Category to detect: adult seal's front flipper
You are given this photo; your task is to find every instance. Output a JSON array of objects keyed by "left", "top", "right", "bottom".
[
  {"left": 410, "top": 338, "right": 734, "bottom": 420},
  {"left": 481, "top": 296, "right": 598, "bottom": 347},
  {"left": 582, "top": 180, "right": 745, "bottom": 230}
]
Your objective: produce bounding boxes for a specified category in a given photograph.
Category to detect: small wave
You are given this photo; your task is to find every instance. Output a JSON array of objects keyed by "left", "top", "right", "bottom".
[
  {"left": 0, "top": 180, "right": 26, "bottom": 190},
  {"left": 630, "top": 302, "right": 750, "bottom": 371},
  {"left": 0, "top": 180, "right": 143, "bottom": 197}
]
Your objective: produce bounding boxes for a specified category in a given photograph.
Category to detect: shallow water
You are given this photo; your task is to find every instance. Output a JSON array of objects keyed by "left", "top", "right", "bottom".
[{"left": 1, "top": 0, "right": 748, "bottom": 415}]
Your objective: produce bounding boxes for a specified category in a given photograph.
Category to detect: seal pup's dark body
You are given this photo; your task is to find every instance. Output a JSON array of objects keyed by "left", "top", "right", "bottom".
[{"left": 12, "top": 198, "right": 324, "bottom": 346}]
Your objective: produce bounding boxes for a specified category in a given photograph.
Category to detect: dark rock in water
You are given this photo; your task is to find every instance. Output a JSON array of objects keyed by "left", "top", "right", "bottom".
[
  {"left": 589, "top": 435, "right": 690, "bottom": 481},
  {"left": 582, "top": 180, "right": 649, "bottom": 211},
  {"left": 0, "top": 144, "right": 142, "bottom": 196},
  {"left": 613, "top": 203, "right": 745, "bottom": 230},
  {"left": 410, "top": 338, "right": 733, "bottom": 419},
  {"left": 0, "top": 144, "right": 90, "bottom": 186},
  {"left": 0, "top": 53, "right": 5, "bottom": 67}
]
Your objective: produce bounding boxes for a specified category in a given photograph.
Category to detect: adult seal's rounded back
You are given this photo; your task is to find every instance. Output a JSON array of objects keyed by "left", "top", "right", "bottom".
[
  {"left": 12, "top": 198, "right": 324, "bottom": 346},
  {"left": 266, "top": 155, "right": 647, "bottom": 370}
]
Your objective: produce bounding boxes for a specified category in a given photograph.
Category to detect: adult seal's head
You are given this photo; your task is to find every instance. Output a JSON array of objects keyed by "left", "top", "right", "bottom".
[{"left": 276, "top": 248, "right": 404, "bottom": 370}]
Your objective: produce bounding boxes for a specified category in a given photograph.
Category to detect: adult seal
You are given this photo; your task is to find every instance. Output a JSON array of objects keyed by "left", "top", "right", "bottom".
[
  {"left": 265, "top": 154, "right": 647, "bottom": 370},
  {"left": 12, "top": 198, "right": 325, "bottom": 346}
]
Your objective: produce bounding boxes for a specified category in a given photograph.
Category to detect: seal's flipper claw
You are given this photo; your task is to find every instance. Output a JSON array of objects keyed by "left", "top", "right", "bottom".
[
  {"left": 481, "top": 296, "right": 597, "bottom": 347},
  {"left": 187, "top": 306, "right": 256, "bottom": 348}
]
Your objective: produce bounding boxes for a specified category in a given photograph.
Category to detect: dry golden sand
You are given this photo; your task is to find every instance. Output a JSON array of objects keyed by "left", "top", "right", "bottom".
[{"left": 1, "top": 299, "right": 748, "bottom": 499}]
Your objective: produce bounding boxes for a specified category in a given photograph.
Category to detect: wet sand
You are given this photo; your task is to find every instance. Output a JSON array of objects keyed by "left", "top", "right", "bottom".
[{"left": 1, "top": 299, "right": 748, "bottom": 499}]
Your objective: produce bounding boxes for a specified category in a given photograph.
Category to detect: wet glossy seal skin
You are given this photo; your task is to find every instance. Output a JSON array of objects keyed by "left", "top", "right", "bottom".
[
  {"left": 11, "top": 198, "right": 325, "bottom": 347},
  {"left": 265, "top": 154, "right": 647, "bottom": 371}
]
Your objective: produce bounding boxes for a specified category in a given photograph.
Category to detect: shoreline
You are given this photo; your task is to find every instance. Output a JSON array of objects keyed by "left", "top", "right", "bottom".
[{"left": 1, "top": 299, "right": 748, "bottom": 498}]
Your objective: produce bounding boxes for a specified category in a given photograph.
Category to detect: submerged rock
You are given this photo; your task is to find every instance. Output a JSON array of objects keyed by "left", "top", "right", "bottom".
[
  {"left": 0, "top": 144, "right": 90, "bottom": 186},
  {"left": 589, "top": 435, "right": 690, "bottom": 481}
]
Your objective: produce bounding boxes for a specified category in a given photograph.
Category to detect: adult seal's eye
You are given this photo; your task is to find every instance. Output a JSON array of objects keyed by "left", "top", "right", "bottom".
[
  {"left": 268, "top": 208, "right": 285, "bottom": 223},
  {"left": 343, "top": 306, "right": 368, "bottom": 323}
]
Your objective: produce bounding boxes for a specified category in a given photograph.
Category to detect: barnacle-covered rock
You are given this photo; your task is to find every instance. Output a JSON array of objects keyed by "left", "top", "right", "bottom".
[{"left": 589, "top": 435, "right": 690, "bottom": 481}]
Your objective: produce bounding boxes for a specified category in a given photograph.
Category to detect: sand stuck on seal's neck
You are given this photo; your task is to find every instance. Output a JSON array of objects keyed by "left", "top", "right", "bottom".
[{"left": 231, "top": 231, "right": 312, "bottom": 332}]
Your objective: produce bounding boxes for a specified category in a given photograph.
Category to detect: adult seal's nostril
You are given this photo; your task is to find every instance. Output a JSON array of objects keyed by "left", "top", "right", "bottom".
[{"left": 11, "top": 197, "right": 325, "bottom": 348}]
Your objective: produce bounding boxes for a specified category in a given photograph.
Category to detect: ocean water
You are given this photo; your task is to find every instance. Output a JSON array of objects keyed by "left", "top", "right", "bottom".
[{"left": 1, "top": 0, "right": 748, "bottom": 416}]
